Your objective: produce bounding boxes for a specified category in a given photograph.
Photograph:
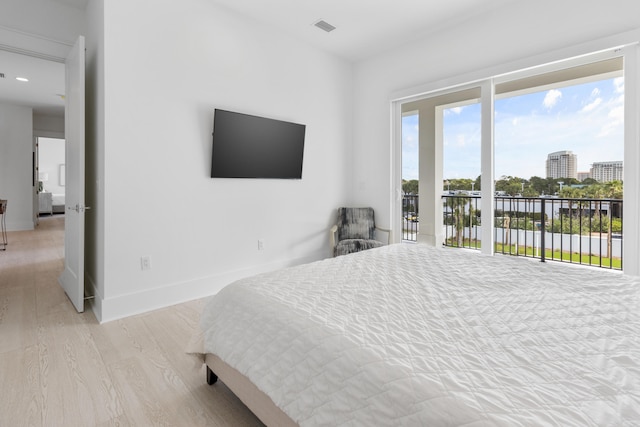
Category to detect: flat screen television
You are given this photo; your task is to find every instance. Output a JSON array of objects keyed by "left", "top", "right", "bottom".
[{"left": 211, "top": 109, "right": 306, "bottom": 179}]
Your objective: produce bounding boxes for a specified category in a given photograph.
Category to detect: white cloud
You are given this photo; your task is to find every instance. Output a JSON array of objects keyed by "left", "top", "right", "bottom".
[
  {"left": 597, "top": 105, "right": 624, "bottom": 137},
  {"left": 581, "top": 98, "right": 602, "bottom": 112},
  {"left": 440, "top": 77, "right": 623, "bottom": 179},
  {"left": 609, "top": 105, "right": 624, "bottom": 121},
  {"left": 543, "top": 89, "right": 562, "bottom": 109}
]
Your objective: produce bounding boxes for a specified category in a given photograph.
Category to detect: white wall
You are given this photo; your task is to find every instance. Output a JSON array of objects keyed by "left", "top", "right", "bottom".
[
  {"left": 88, "top": 0, "right": 353, "bottom": 321},
  {"left": 0, "top": 103, "right": 34, "bottom": 230},
  {"left": 352, "top": 0, "right": 640, "bottom": 239},
  {"left": 34, "top": 114, "right": 65, "bottom": 135},
  {"left": 85, "top": 0, "right": 105, "bottom": 322},
  {"left": 14, "top": 0, "right": 637, "bottom": 321},
  {"left": 0, "top": 0, "right": 85, "bottom": 59}
]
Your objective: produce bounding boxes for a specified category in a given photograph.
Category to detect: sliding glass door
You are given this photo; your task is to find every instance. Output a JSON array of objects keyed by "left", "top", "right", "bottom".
[{"left": 395, "top": 46, "right": 639, "bottom": 273}]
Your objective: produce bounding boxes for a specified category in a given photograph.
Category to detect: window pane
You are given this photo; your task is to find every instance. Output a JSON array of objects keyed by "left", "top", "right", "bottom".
[
  {"left": 494, "top": 77, "right": 624, "bottom": 194},
  {"left": 443, "top": 102, "right": 481, "bottom": 191}
]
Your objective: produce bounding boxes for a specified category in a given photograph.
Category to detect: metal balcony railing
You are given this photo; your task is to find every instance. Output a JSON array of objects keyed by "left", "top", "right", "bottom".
[
  {"left": 402, "top": 194, "right": 419, "bottom": 242},
  {"left": 403, "top": 193, "right": 623, "bottom": 270}
]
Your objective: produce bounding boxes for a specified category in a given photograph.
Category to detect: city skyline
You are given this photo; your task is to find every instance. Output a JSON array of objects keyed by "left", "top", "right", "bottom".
[{"left": 402, "top": 76, "right": 624, "bottom": 181}]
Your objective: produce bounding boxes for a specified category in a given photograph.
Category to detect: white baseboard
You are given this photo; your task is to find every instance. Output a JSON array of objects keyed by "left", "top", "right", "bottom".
[
  {"left": 7, "top": 220, "right": 35, "bottom": 231},
  {"left": 94, "top": 251, "right": 325, "bottom": 324}
]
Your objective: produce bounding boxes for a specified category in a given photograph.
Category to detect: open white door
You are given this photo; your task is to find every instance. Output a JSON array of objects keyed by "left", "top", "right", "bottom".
[{"left": 58, "top": 36, "right": 86, "bottom": 312}]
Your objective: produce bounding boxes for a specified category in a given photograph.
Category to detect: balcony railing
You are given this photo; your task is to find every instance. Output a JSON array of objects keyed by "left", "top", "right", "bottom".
[
  {"left": 403, "top": 193, "right": 623, "bottom": 270},
  {"left": 402, "top": 194, "right": 419, "bottom": 241}
]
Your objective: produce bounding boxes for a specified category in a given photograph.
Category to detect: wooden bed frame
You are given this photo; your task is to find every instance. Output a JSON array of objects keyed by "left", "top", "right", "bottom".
[{"left": 205, "top": 353, "right": 298, "bottom": 427}]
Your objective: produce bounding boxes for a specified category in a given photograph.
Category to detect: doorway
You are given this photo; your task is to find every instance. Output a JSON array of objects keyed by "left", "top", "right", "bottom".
[{"left": 36, "top": 136, "right": 66, "bottom": 220}]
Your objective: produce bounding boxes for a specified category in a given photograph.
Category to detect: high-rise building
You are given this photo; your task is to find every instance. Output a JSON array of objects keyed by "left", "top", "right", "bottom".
[
  {"left": 546, "top": 151, "right": 577, "bottom": 179},
  {"left": 577, "top": 171, "right": 591, "bottom": 182},
  {"left": 590, "top": 161, "right": 623, "bottom": 182}
]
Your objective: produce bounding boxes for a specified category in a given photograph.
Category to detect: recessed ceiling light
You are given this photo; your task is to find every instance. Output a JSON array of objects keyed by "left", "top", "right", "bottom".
[
  {"left": 16, "top": 77, "right": 29, "bottom": 82},
  {"left": 313, "top": 19, "right": 336, "bottom": 33}
]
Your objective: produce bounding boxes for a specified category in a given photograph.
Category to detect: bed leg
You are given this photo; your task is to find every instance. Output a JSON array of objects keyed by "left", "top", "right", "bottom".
[{"left": 206, "top": 366, "right": 218, "bottom": 385}]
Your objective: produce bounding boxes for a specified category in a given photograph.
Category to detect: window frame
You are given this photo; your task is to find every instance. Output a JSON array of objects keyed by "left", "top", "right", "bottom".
[{"left": 391, "top": 39, "right": 639, "bottom": 274}]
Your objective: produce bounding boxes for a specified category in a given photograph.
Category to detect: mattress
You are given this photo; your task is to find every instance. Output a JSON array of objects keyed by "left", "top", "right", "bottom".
[
  {"left": 197, "top": 244, "right": 640, "bottom": 426},
  {"left": 51, "top": 193, "right": 65, "bottom": 213},
  {"left": 52, "top": 193, "right": 65, "bottom": 206}
]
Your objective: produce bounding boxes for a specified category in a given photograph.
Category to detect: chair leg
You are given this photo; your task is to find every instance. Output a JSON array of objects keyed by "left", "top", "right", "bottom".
[{"left": 0, "top": 211, "right": 6, "bottom": 251}]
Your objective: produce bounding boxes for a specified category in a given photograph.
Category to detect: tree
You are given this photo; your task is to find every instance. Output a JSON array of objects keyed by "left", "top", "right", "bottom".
[
  {"left": 495, "top": 176, "right": 525, "bottom": 196},
  {"left": 530, "top": 176, "right": 561, "bottom": 195},
  {"left": 529, "top": 176, "right": 549, "bottom": 195},
  {"left": 402, "top": 179, "right": 419, "bottom": 194},
  {"left": 604, "top": 180, "right": 623, "bottom": 199},
  {"left": 559, "top": 186, "right": 585, "bottom": 198},
  {"left": 561, "top": 178, "right": 581, "bottom": 186},
  {"left": 444, "top": 178, "right": 474, "bottom": 191},
  {"left": 443, "top": 196, "right": 468, "bottom": 246},
  {"left": 474, "top": 175, "right": 481, "bottom": 191}
]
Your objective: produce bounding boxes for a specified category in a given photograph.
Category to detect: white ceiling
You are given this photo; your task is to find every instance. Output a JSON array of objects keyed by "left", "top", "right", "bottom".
[
  {"left": 0, "top": 49, "right": 65, "bottom": 116},
  {"left": 210, "top": 0, "right": 515, "bottom": 61},
  {"left": 0, "top": 0, "right": 514, "bottom": 117}
]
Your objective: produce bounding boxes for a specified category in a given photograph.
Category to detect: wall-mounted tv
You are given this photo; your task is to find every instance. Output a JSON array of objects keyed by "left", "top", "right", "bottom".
[{"left": 211, "top": 109, "right": 306, "bottom": 179}]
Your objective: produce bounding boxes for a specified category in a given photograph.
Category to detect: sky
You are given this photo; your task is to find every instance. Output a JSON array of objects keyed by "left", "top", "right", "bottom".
[{"left": 402, "top": 76, "right": 625, "bottom": 181}]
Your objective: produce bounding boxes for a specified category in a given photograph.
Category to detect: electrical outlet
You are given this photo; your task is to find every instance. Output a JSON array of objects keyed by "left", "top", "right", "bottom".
[
  {"left": 141, "top": 255, "right": 152, "bottom": 271},
  {"left": 257, "top": 239, "right": 265, "bottom": 251}
]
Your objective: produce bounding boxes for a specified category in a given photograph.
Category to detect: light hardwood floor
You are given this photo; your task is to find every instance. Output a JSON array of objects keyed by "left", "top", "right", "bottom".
[{"left": 0, "top": 215, "right": 263, "bottom": 427}]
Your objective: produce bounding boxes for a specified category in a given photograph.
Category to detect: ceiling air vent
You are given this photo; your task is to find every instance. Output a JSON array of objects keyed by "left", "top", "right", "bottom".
[{"left": 314, "top": 19, "right": 336, "bottom": 33}]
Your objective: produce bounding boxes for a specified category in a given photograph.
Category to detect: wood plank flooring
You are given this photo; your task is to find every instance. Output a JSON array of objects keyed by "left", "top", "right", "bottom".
[{"left": 0, "top": 216, "right": 264, "bottom": 427}]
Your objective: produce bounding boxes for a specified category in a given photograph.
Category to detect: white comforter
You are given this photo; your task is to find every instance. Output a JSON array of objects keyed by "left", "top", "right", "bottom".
[
  {"left": 52, "top": 193, "right": 65, "bottom": 206},
  {"left": 199, "top": 244, "right": 640, "bottom": 426}
]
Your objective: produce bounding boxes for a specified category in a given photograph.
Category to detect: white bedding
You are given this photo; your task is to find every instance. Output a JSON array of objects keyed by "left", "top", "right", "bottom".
[
  {"left": 198, "top": 244, "right": 640, "bottom": 426},
  {"left": 52, "top": 193, "right": 65, "bottom": 206}
]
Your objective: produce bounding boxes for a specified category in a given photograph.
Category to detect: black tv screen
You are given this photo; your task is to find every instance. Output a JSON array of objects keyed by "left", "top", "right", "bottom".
[{"left": 211, "top": 109, "right": 306, "bottom": 179}]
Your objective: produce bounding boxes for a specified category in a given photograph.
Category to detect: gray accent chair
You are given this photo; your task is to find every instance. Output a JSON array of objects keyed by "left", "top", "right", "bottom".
[{"left": 330, "top": 207, "right": 390, "bottom": 257}]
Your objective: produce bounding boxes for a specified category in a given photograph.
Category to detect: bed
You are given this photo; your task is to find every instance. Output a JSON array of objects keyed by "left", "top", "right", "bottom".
[
  {"left": 189, "top": 244, "right": 640, "bottom": 426},
  {"left": 52, "top": 193, "right": 65, "bottom": 214}
]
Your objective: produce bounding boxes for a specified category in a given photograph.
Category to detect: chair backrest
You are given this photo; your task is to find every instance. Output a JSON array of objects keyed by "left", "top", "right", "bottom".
[
  {"left": 0, "top": 200, "right": 6, "bottom": 215},
  {"left": 337, "top": 207, "right": 375, "bottom": 241}
]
